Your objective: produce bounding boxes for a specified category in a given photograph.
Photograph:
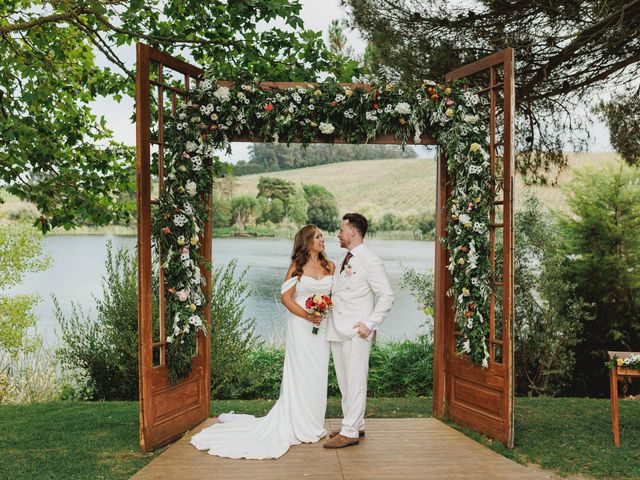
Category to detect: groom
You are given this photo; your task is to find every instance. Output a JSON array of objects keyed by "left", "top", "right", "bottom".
[{"left": 324, "top": 213, "right": 394, "bottom": 449}]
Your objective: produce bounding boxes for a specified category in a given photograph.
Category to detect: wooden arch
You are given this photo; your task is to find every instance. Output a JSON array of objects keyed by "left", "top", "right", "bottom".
[{"left": 135, "top": 43, "right": 515, "bottom": 451}]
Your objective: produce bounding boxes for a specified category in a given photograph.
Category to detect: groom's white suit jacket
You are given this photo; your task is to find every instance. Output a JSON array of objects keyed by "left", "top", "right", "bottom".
[{"left": 327, "top": 244, "right": 394, "bottom": 342}]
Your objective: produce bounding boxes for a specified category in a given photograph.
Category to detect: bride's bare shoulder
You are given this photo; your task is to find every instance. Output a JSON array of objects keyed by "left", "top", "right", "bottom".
[
  {"left": 285, "top": 262, "right": 297, "bottom": 280},
  {"left": 328, "top": 260, "right": 336, "bottom": 275}
]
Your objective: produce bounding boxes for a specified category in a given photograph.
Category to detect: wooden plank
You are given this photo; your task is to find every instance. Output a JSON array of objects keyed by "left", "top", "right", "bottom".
[
  {"left": 444, "top": 50, "right": 508, "bottom": 82},
  {"left": 136, "top": 41, "right": 153, "bottom": 452},
  {"left": 227, "top": 132, "right": 437, "bottom": 145},
  {"left": 131, "top": 419, "right": 555, "bottom": 480},
  {"left": 431, "top": 149, "right": 447, "bottom": 418},
  {"left": 502, "top": 47, "right": 516, "bottom": 448}
]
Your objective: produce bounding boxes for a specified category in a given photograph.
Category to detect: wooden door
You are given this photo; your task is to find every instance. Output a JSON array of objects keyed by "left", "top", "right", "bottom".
[
  {"left": 432, "top": 48, "right": 516, "bottom": 447},
  {"left": 135, "top": 43, "right": 212, "bottom": 452}
]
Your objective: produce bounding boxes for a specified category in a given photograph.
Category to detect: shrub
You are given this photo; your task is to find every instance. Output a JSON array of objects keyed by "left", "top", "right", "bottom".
[
  {"left": 0, "top": 345, "right": 61, "bottom": 404},
  {"left": 376, "top": 212, "right": 407, "bottom": 232},
  {"left": 368, "top": 335, "right": 433, "bottom": 397},
  {"left": 512, "top": 195, "right": 588, "bottom": 396},
  {"left": 400, "top": 267, "right": 434, "bottom": 319},
  {"left": 227, "top": 337, "right": 434, "bottom": 399},
  {"left": 554, "top": 164, "right": 640, "bottom": 395},
  {"left": 211, "top": 193, "right": 232, "bottom": 228},
  {"left": 231, "top": 195, "right": 260, "bottom": 229},
  {"left": 287, "top": 185, "right": 309, "bottom": 225},
  {"left": 210, "top": 260, "right": 260, "bottom": 399},
  {"left": 303, "top": 184, "right": 339, "bottom": 230},
  {"left": 55, "top": 242, "right": 157, "bottom": 400},
  {"left": 267, "top": 198, "right": 285, "bottom": 223}
]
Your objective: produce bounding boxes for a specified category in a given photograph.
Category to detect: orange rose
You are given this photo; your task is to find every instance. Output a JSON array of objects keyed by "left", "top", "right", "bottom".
[{"left": 265, "top": 103, "right": 273, "bottom": 111}]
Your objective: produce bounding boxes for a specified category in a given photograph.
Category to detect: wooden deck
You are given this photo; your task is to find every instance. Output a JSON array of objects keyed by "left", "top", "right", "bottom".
[{"left": 131, "top": 418, "right": 556, "bottom": 479}]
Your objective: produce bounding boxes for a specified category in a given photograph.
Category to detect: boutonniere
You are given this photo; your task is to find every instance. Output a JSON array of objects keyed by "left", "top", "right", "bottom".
[{"left": 344, "top": 263, "right": 355, "bottom": 277}]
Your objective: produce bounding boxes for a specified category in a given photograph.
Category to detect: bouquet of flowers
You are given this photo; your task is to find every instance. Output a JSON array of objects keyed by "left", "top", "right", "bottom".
[{"left": 305, "top": 294, "right": 333, "bottom": 335}]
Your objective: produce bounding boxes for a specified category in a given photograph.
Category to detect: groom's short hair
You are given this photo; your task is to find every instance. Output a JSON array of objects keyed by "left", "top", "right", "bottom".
[{"left": 343, "top": 213, "right": 368, "bottom": 237}]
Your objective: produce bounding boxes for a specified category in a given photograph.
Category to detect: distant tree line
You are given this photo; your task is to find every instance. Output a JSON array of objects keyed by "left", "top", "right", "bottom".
[{"left": 229, "top": 144, "right": 418, "bottom": 175}]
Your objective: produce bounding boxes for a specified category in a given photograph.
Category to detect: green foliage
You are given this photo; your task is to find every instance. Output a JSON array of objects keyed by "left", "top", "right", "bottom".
[
  {"left": 210, "top": 260, "right": 259, "bottom": 399},
  {"left": 303, "top": 184, "right": 339, "bottom": 230},
  {"left": 512, "top": 196, "right": 588, "bottom": 396},
  {"left": 401, "top": 267, "right": 435, "bottom": 319},
  {"left": 367, "top": 336, "right": 434, "bottom": 397},
  {"left": 234, "top": 143, "right": 417, "bottom": 175},
  {"left": 1, "top": 1, "right": 347, "bottom": 232},
  {"left": 0, "top": 223, "right": 50, "bottom": 356},
  {"left": 231, "top": 195, "right": 260, "bottom": 229},
  {"left": 266, "top": 198, "right": 286, "bottom": 223},
  {"left": 55, "top": 242, "right": 158, "bottom": 400},
  {"left": 554, "top": 164, "right": 640, "bottom": 396},
  {"left": 211, "top": 193, "right": 233, "bottom": 228},
  {"left": 256, "top": 177, "right": 295, "bottom": 223},
  {"left": 408, "top": 212, "right": 436, "bottom": 238},
  {"left": 374, "top": 212, "right": 407, "bottom": 232},
  {"left": 1, "top": 345, "right": 60, "bottom": 404},
  {"left": 286, "top": 185, "right": 309, "bottom": 225},
  {"left": 596, "top": 89, "right": 640, "bottom": 166},
  {"left": 229, "top": 337, "right": 434, "bottom": 400},
  {"left": 257, "top": 176, "right": 296, "bottom": 204}
]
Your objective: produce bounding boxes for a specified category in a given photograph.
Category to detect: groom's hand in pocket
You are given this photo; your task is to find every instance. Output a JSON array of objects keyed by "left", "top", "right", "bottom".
[{"left": 353, "top": 322, "right": 371, "bottom": 338}]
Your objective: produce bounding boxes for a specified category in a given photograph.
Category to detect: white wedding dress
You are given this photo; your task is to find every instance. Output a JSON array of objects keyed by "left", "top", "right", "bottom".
[{"left": 191, "top": 274, "right": 332, "bottom": 459}]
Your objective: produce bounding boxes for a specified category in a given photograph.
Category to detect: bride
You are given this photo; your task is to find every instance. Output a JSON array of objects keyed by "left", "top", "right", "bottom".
[{"left": 191, "top": 224, "right": 334, "bottom": 459}]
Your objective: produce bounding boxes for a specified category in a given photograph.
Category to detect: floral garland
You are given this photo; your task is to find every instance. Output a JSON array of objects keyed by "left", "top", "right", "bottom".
[
  {"left": 607, "top": 354, "right": 640, "bottom": 370},
  {"left": 156, "top": 75, "right": 493, "bottom": 382}
]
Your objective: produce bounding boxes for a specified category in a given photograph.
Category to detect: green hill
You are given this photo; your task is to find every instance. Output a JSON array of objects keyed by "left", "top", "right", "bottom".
[
  {"left": 0, "top": 151, "right": 624, "bottom": 231},
  {"left": 232, "top": 152, "right": 622, "bottom": 218}
]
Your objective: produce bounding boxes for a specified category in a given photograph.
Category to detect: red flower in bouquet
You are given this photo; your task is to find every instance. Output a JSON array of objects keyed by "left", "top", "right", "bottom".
[{"left": 305, "top": 294, "right": 333, "bottom": 335}]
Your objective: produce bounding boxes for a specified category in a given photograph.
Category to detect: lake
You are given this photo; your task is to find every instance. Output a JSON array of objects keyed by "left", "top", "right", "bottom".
[{"left": 8, "top": 236, "right": 435, "bottom": 346}]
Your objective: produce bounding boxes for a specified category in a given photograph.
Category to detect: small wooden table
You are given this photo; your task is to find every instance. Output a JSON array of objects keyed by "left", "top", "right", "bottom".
[{"left": 608, "top": 351, "right": 640, "bottom": 447}]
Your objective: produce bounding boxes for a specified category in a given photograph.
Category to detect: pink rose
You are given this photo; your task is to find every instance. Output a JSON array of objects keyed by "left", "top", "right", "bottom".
[{"left": 177, "top": 290, "right": 188, "bottom": 302}]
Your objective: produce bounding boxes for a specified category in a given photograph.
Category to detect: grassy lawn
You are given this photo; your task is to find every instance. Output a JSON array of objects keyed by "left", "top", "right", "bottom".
[{"left": 1, "top": 397, "right": 639, "bottom": 479}]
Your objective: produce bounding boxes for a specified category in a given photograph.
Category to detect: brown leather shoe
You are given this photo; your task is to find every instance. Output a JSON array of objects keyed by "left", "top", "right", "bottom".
[
  {"left": 323, "top": 434, "right": 360, "bottom": 449},
  {"left": 328, "top": 429, "right": 365, "bottom": 438}
]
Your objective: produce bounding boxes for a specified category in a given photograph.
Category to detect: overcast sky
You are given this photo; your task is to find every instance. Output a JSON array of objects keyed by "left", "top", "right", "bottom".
[{"left": 91, "top": 0, "right": 612, "bottom": 163}]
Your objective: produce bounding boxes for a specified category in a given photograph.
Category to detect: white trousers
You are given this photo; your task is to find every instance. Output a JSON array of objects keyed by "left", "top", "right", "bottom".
[{"left": 330, "top": 336, "right": 372, "bottom": 438}]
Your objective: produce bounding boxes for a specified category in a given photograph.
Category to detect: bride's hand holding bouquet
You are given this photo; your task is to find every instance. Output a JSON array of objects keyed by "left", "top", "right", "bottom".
[{"left": 305, "top": 294, "right": 333, "bottom": 335}]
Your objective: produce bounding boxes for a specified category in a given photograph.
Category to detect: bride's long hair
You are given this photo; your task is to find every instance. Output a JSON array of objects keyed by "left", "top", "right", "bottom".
[{"left": 291, "top": 224, "right": 331, "bottom": 278}]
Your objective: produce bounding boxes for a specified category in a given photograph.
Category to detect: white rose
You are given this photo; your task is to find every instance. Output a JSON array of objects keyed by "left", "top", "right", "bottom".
[
  {"left": 458, "top": 213, "right": 472, "bottom": 227},
  {"left": 319, "top": 122, "right": 335, "bottom": 135},
  {"left": 394, "top": 102, "right": 411, "bottom": 115},
  {"left": 213, "top": 86, "right": 230, "bottom": 103},
  {"left": 185, "top": 141, "right": 198, "bottom": 152},
  {"left": 186, "top": 180, "right": 198, "bottom": 197},
  {"left": 464, "top": 114, "right": 479, "bottom": 124}
]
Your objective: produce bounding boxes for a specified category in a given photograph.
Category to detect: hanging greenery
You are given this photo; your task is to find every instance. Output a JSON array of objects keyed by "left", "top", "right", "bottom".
[{"left": 156, "top": 75, "right": 493, "bottom": 382}]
